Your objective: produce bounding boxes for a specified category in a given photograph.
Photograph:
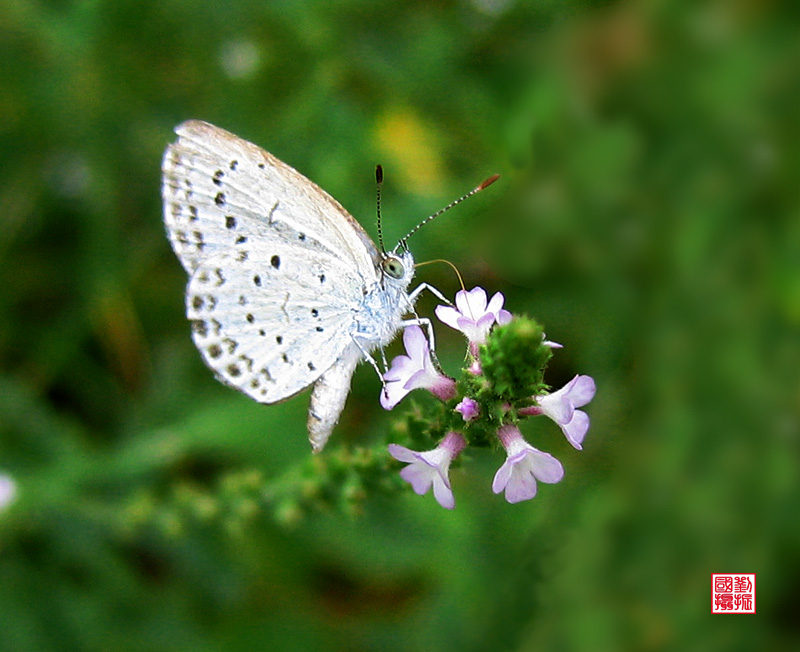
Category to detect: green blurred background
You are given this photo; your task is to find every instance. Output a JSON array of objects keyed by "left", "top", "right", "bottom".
[{"left": 1, "top": 0, "right": 798, "bottom": 650}]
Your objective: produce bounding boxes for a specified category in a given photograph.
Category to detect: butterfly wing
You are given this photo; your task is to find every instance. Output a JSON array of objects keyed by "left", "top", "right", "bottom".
[
  {"left": 187, "top": 241, "right": 364, "bottom": 403},
  {"left": 162, "top": 120, "right": 380, "bottom": 277}
]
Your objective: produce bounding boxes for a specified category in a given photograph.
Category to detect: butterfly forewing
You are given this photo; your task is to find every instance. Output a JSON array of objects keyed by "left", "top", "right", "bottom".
[{"left": 162, "top": 120, "right": 379, "bottom": 277}]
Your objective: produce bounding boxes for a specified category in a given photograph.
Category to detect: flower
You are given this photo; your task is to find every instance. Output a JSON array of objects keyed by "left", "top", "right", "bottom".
[
  {"left": 492, "top": 425, "right": 564, "bottom": 503},
  {"left": 0, "top": 474, "right": 17, "bottom": 512},
  {"left": 388, "top": 432, "right": 467, "bottom": 509},
  {"left": 381, "top": 326, "right": 457, "bottom": 410},
  {"left": 435, "top": 287, "right": 512, "bottom": 349},
  {"left": 519, "top": 375, "right": 596, "bottom": 449},
  {"left": 455, "top": 397, "right": 480, "bottom": 422}
]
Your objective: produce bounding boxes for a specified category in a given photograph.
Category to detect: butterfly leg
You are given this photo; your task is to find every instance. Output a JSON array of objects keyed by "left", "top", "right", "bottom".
[
  {"left": 407, "top": 282, "right": 453, "bottom": 306},
  {"left": 350, "top": 333, "right": 388, "bottom": 381}
]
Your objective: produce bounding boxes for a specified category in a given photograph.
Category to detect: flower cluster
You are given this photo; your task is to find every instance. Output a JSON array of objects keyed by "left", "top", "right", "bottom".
[{"left": 382, "top": 287, "right": 595, "bottom": 509}]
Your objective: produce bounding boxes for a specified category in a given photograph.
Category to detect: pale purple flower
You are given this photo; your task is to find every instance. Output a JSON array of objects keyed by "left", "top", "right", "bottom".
[
  {"left": 435, "top": 287, "right": 512, "bottom": 348},
  {"left": 381, "top": 326, "right": 457, "bottom": 410},
  {"left": 0, "top": 474, "right": 17, "bottom": 512},
  {"left": 455, "top": 397, "right": 480, "bottom": 422},
  {"left": 519, "top": 375, "right": 596, "bottom": 449},
  {"left": 492, "top": 425, "right": 564, "bottom": 504},
  {"left": 389, "top": 432, "right": 467, "bottom": 509}
]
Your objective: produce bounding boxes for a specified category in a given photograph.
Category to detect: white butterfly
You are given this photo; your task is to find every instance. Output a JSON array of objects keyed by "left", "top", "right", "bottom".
[{"left": 162, "top": 120, "right": 495, "bottom": 452}]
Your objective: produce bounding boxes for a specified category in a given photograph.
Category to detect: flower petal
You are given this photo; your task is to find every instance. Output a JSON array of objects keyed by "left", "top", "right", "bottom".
[
  {"left": 562, "top": 410, "right": 590, "bottom": 450},
  {"left": 465, "top": 286, "right": 489, "bottom": 314},
  {"left": 380, "top": 379, "right": 408, "bottom": 410},
  {"left": 527, "top": 449, "right": 565, "bottom": 483},
  {"left": 537, "top": 391, "right": 575, "bottom": 425},
  {"left": 400, "top": 464, "right": 434, "bottom": 495},
  {"left": 568, "top": 375, "right": 596, "bottom": 408},
  {"left": 486, "top": 291, "right": 505, "bottom": 316},
  {"left": 402, "top": 325, "right": 430, "bottom": 365},
  {"left": 404, "top": 367, "right": 435, "bottom": 391},
  {"left": 435, "top": 304, "right": 463, "bottom": 330},
  {"left": 475, "top": 312, "right": 496, "bottom": 332},
  {"left": 432, "top": 475, "right": 455, "bottom": 509},
  {"left": 382, "top": 354, "right": 414, "bottom": 382},
  {"left": 388, "top": 443, "right": 417, "bottom": 463},
  {"left": 504, "top": 464, "right": 538, "bottom": 503},
  {"left": 492, "top": 459, "right": 514, "bottom": 494}
]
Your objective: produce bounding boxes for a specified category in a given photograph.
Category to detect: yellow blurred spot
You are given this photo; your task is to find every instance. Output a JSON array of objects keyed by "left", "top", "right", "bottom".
[
  {"left": 92, "top": 286, "right": 148, "bottom": 392},
  {"left": 373, "top": 110, "right": 445, "bottom": 196}
]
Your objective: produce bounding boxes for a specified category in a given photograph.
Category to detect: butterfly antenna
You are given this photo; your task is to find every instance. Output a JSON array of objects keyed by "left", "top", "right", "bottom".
[
  {"left": 414, "top": 259, "right": 467, "bottom": 293},
  {"left": 395, "top": 174, "right": 500, "bottom": 252},
  {"left": 375, "top": 164, "right": 386, "bottom": 254}
]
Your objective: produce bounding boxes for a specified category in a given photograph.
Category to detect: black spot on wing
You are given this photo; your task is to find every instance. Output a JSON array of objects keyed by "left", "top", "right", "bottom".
[{"left": 192, "top": 320, "right": 208, "bottom": 337}]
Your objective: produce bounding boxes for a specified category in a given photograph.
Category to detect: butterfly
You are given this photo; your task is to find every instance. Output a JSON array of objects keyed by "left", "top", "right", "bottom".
[{"left": 162, "top": 121, "right": 496, "bottom": 452}]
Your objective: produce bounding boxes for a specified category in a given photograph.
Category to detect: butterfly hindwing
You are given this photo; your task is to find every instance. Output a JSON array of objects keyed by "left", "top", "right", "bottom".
[{"left": 186, "top": 241, "right": 366, "bottom": 403}]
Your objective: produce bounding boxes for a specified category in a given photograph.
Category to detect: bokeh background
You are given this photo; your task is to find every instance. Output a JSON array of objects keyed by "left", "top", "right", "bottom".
[{"left": 1, "top": 0, "right": 798, "bottom": 650}]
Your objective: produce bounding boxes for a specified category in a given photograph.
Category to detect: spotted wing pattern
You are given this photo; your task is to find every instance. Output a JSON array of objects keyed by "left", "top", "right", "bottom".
[
  {"left": 186, "top": 240, "right": 366, "bottom": 402},
  {"left": 162, "top": 120, "right": 379, "bottom": 276}
]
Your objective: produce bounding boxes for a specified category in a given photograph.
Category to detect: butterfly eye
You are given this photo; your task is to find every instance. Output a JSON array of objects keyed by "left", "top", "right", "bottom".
[{"left": 382, "top": 256, "right": 405, "bottom": 280}]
